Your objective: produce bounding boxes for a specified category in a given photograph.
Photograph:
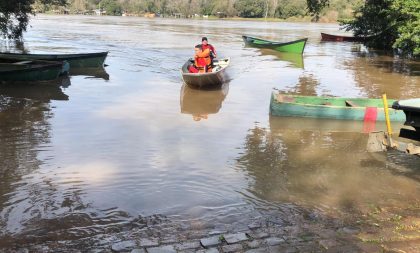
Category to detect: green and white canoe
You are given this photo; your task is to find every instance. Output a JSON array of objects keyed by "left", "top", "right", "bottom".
[
  {"left": 242, "top": 36, "right": 307, "bottom": 54},
  {"left": 0, "top": 59, "right": 64, "bottom": 82},
  {"left": 0, "top": 52, "right": 108, "bottom": 68},
  {"left": 270, "top": 92, "right": 406, "bottom": 122}
]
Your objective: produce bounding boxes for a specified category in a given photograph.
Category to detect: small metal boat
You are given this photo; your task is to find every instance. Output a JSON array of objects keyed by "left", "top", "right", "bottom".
[{"left": 181, "top": 58, "right": 230, "bottom": 89}]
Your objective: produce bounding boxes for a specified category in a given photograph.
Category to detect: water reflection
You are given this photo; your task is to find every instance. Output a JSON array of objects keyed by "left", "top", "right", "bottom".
[
  {"left": 343, "top": 53, "right": 420, "bottom": 99},
  {"left": 284, "top": 73, "right": 319, "bottom": 95},
  {"left": 0, "top": 97, "right": 53, "bottom": 234},
  {"left": 269, "top": 116, "right": 404, "bottom": 133},
  {"left": 180, "top": 84, "right": 229, "bottom": 121},
  {"left": 259, "top": 49, "right": 304, "bottom": 69},
  {"left": 70, "top": 67, "right": 110, "bottom": 80},
  {"left": 356, "top": 51, "right": 420, "bottom": 76},
  {"left": 237, "top": 123, "right": 420, "bottom": 213},
  {"left": 0, "top": 81, "right": 69, "bottom": 101}
]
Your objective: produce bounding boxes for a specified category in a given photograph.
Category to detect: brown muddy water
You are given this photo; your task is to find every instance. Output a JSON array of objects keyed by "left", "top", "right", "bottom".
[{"left": 0, "top": 15, "right": 419, "bottom": 250}]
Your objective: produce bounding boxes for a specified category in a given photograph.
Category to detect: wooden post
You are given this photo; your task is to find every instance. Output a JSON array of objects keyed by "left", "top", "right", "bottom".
[
  {"left": 382, "top": 94, "right": 393, "bottom": 136},
  {"left": 382, "top": 94, "right": 394, "bottom": 147}
]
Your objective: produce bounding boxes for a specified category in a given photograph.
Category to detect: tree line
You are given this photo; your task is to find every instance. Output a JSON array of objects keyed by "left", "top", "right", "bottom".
[
  {"left": 44, "top": 0, "right": 360, "bottom": 21},
  {"left": 0, "top": 0, "right": 418, "bottom": 56}
]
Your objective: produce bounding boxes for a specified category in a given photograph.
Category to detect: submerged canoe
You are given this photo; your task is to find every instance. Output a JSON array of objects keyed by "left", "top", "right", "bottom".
[
  {"left": 0, "top": 59, "right": 64, "bottom": 82},
  {"left": 392, "top": 99, "right": 420, "bottom": 131},
  {"left": 321, "top": 33, "right": 366, "bottom": 42},
  {"left": 270, "top": 92, "right": 406, "bottom": 122},
  {"left": 181, "top": 58, "right": 230, "bottom": 89},
  {"left": 0, "top": 52, "right": 108, "bottom": 68},
  {"left": 242, "top": 36, "right": 307, "bottom": 54}
]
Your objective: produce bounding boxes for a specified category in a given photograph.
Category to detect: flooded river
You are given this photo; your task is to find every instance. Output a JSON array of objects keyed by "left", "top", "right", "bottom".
[{"left": 0, "top": 15, "right": 419, "bottom": 251}]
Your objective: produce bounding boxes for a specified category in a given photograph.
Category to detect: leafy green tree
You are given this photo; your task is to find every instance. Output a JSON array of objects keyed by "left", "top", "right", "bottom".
[
  {"left": 100, "top": 0, "right": 122, "bottom": 15},
  {"left": 392, "top": 0, "right": 420, "bottom": 56},
  {"left": 0, "top": 0, "right": 66, "bottom": 39},
  {"left": 275, "top": 0, "right": 307, "bottom": 19},
  {"left": 342, "top": 0, "right": 420, "bottom": 56},
  {"left": 306, "top": 0, "right": 330, "bottom": 21},
  {"left": 234, "top": 0, "right": 265, "bottom": 18}
]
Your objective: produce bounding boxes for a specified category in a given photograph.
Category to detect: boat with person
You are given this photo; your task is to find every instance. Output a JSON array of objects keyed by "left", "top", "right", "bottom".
[
  {"left": 181, "top": 58, "right": 230, "bottom": 89},
  {"left": 0, "top": 51, "right": 108, "bottom": 68},
  {"left": 270, "top": 92, "right": 406, "bottom": 121},
  {"left": 321, "top": 32, "right": 367, "bottom": 42},
  {"left": 242, "top": 36, "right": 307, "bottom": 54},
  {"left": 0, "top": 59, "right": 65, "bottom": 82}
]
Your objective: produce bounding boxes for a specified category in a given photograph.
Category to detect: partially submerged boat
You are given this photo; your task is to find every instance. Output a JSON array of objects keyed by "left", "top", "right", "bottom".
[
  {"left": 321, "top": 32, "right": 366, "bottom": 42},
  {"left": 181, "top": 58, "right": 230, "bottom": 89},
  {"left": 0, "top": 59, "right": 65, "bottom": 82},
  {"left": 242, "top": 36, "right": 307, "bottom": 54},
  {"left": 0, "top": 51, "right": 108, "bottom": 68},
  {"left": 392, "top": 99, "right": 420, "bottom": 131},
  {"left": 270, "top": 92, "right": 406, "bottom": 122}
]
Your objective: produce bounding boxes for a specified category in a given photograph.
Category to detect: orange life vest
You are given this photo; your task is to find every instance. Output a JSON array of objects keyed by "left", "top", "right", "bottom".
[{"left": 194, "top": 48, "right": 212, "bottom": 73}]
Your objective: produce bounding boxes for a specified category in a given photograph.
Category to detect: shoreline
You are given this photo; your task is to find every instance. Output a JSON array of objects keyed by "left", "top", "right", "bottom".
[{"left": 35, "top": 13, "right": 339, "bottom": 24}]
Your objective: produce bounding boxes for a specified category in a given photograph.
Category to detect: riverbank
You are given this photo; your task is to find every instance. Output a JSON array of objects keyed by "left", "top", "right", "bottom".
[
  {"left": 1, "top": 201, "right": 418, "bottom": 252},
  {"left": 39, "top": 12, "right": 339, "bottom": 24}
]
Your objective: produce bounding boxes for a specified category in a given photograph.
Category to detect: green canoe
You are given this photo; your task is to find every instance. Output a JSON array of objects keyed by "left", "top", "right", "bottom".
[
  {"left": 270, "top": 92, "right": 406, "bottom": 122},
  {"left": 242, "top": 35, "right": 307, "bottom": 54},
  {"left": 0, "top": 52, "right": 108, "bottom": 68},
  {"left": 0, "top": 59, "right": 64, "bottom": 82}
]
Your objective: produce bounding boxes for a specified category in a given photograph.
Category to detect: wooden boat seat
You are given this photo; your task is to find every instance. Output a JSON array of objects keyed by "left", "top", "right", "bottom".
[{"left": 345, "top": 100, "right": 358, "bottom": 107}]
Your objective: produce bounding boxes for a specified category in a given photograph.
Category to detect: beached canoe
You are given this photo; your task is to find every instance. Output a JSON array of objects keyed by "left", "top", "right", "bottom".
[
  {"left": 0, "top": 59, "right": 64, "bottom": 82},
  {"left": 242, "top": 36, "right": 307, "bottom": 54},
  {"left": 181, "top": 58, "right": 230, "bottom": 89},
  {"left": 321, "top": 32, "right": 366, "bottom": 42},
  {"left": 392, "top": 99, "right": 420, "bottom": 131},
  {"left": 0, "top": 52, "right": 108, "bottom": 68},
  {"left": 270, "top": 92, "right": 406, "bottom": 121}
]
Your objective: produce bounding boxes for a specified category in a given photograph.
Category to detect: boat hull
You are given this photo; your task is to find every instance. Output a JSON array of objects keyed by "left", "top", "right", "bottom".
[
  {"left": 270, "top": 92, "right": 406, "bottom": 121},
  {"left": 0, "top": 52, "right": 108, "bottom": 68},
  {"left": 242, "top": 36, "right": 307, "bottom": 54},
  {"left": 392, "top": 99, "right": 420, "bottom": 131},
  {"left": 321, "top": 33, "right": 364, "bottom": 42},
  {"left": 0, "top": 60, "right": 64, "bottom": 82},
  {"left": 181, "top": 58, "right": 230, "bottom": 89}
]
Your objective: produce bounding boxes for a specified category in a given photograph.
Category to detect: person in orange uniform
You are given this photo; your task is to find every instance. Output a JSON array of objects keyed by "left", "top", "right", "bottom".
[
  {"left": 189, "top": 44, "right": 212, "bottom": 73},
  {"left": 201, "top": 37, "right": 217, "bottom": 60}
]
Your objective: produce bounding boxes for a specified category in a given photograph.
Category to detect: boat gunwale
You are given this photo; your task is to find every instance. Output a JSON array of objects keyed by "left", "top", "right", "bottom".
[
  {"left": 320, "top": 32, "right": 356, "bottom": 39},
  {"left": 0, "top": 61, "right": 64, "bottom": 74},
  {"left": 242, "top": 36, "right": 308, "bottom": 47},
  {"left": 181, "top": 57, "right": 230, "bottom": 77},
  {"left": 0, "top": 51, "right": 109, "bottom": 60},
  {"left": 272, "top": 93, "right": 396, "bottom": 110}
]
